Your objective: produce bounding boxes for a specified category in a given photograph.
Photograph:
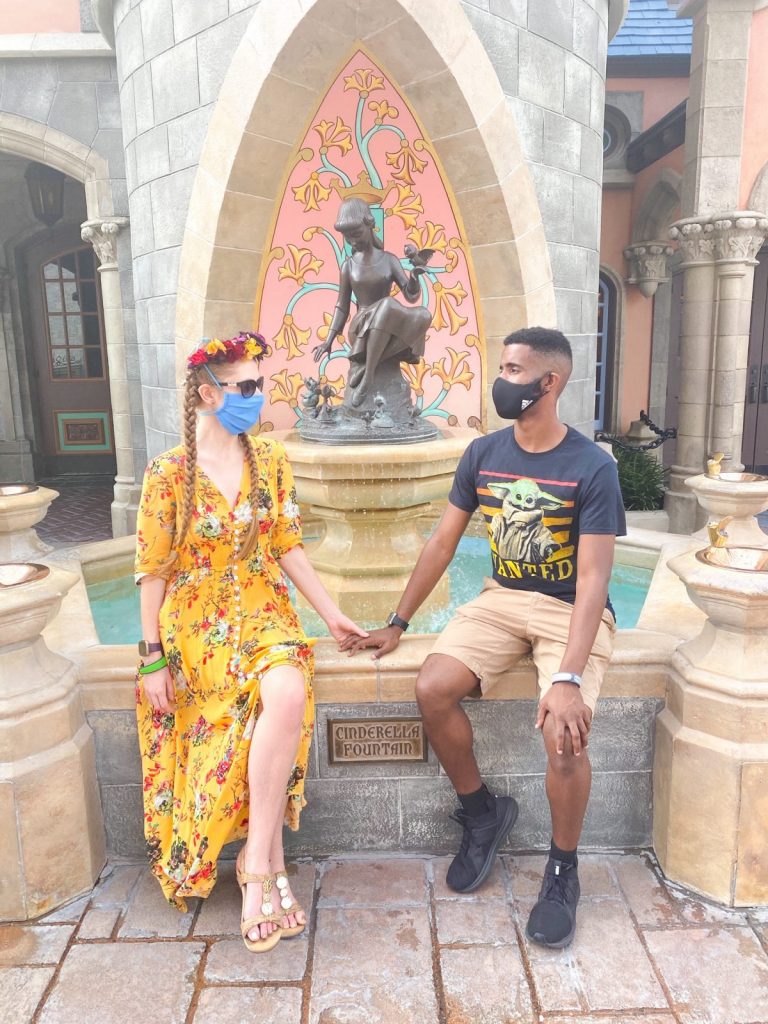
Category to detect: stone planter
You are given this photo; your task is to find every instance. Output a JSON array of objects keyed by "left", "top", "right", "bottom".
[
  {"left": 0, "top": 562, "right": 105, "bottom": 920},
  {"left": 0, "top": 484, "right": 59, "bottom": 561}
]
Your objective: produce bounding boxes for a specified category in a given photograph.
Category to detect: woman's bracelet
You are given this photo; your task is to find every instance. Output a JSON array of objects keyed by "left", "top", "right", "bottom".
[{"left": 138, "top": 655, "right": 168, "bottom": 676}]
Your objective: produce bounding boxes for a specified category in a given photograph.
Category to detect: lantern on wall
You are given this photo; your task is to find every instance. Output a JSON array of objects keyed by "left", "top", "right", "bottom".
[{"left": 24, "top": 162, "right": 65, "bottom": 228}]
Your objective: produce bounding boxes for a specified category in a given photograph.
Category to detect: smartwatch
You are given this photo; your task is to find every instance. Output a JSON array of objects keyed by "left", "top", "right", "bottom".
[
  {"left": 138, "top": 640, "right": 163, "bottom": 657},
  {"left": 551, "top": 671, "right": 582, "bottom": 687},
  {"left": 385, "top": 611, "right": 410, "bottom": 632}
]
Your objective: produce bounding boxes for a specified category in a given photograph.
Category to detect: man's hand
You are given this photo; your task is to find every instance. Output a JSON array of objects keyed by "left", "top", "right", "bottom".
[
  {"left": 338, "top": 626, "right": 403, "bottom": 660},
  {"left": 535, "top": 683, "right": 592, "bottom": 756}
]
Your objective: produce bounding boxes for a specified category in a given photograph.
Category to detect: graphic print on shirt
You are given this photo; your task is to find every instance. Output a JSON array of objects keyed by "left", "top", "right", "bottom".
[{"left": 480, "top": 471, "right": 577, "bottom": 584}]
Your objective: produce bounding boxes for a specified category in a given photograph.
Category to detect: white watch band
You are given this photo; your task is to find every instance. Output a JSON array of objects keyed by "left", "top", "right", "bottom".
[{"left": 551, "top": 671, "right": 582, "bottom": 687}]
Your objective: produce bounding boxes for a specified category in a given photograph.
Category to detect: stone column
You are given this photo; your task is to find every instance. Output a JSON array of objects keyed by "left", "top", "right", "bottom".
[
  {"left": 623, "top": 241, "right": 674, "bottom": 298},
  {"left": 710, "top": 213, "right": 768, "bottom": 467},
  {"left": 81, "top": 218, "right": 142, "bottom": 536},
  {"left": 665, "top": 217, "right": 717, "bottom": 533}
]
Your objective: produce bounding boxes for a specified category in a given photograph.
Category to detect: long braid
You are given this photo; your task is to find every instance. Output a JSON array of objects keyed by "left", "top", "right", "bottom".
[
  {"left": 237, "top": 431, "right": 261, "bottom": 561},
  {"left": 157, "top": 370, "right": 200, "bottom": 574}
]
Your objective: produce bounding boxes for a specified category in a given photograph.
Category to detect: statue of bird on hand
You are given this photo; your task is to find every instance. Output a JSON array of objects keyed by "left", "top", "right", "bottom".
[{"left": 403, "top": 243, "right": 436, "bottom": 271}]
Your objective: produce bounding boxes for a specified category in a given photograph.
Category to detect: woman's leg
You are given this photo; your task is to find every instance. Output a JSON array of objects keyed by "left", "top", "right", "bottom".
[
  {"left": 241, "top": 665, "right": 306, "bottom": 941},
  {"left": 351, "top": 328, "right": 394, "bottom": 406}
]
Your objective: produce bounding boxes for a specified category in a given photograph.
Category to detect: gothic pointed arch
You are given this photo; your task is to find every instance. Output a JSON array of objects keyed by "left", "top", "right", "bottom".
[
  {"left": 175, "top": 0, "right": 555, "bottom": 430},
  {"left": 632, "top": 169, "right": 682, "bottom": 243}
]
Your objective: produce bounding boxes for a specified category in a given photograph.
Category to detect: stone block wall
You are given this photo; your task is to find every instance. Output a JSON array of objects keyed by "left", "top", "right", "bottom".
[
  {"left": 89, "top": 695, "right": 660, "bottom": 858},
  {"left": 462, "top": 0, "right": 610, "bottom": 435},
  {"left": 112, "top": 0, "right": 261, "bottom": 456}
]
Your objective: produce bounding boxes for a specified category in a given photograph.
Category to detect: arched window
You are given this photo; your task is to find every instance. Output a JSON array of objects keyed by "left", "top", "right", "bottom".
[{"left": 595, "top": 273, "right": 616, "bottom": 431}]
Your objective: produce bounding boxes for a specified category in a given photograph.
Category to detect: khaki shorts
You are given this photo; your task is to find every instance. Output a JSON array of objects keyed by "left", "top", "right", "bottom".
[{"left": 430, "top": 579, "right": 616, "bottom": 712}]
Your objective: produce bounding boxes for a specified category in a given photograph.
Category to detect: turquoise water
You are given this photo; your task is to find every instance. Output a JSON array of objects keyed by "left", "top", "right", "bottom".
[{"left": 86, "top": 536, "right": 653, "bottom": 646}]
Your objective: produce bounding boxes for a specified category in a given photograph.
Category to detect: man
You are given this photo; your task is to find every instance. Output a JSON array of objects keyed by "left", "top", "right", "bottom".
[{"left": 342, "top": 327, "right": 625, "bottom": 948}]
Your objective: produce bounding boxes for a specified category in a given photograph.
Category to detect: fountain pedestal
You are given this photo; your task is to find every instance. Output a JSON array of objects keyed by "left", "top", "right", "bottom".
[
  {"left": 277, "top": 429, "right": 473, "bottom": 623},
  {"left": 0, "top": 563, "right": 105, "bottom": 920},
  {"left": 655, "top": 547, "right": 768, "bottom": 905},
  {"left": 0, "top": 484, "right": 59, "bottom": 561}
]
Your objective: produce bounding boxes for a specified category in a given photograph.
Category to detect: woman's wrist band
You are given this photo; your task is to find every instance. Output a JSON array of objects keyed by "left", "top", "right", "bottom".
[{"left": 138, "top": 655, "right": 168, "bottom": 675}]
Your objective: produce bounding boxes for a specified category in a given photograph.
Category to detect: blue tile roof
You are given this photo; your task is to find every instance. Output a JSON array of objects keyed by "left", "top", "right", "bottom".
[{"left": 608, "top": 0, "right": 692, "bottom": 56}]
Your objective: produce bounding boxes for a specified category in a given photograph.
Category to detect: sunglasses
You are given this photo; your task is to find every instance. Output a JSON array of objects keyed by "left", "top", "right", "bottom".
[{"left": 207, "top": 371, "right": 264, "bottom": 398}]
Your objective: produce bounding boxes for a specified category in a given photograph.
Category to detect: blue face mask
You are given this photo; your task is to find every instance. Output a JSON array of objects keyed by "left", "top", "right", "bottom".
[{"left": 202, "top": 366, "right": 265, "bottom": 435}]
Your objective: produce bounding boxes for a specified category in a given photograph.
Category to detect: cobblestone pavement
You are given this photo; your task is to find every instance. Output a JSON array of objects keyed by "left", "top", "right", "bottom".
[
  {"left": 36, "top": 475, "right": 114, "bottom": 547},
  {"left": 1, "top": 853, "right": 767, "bottom": 1024}
]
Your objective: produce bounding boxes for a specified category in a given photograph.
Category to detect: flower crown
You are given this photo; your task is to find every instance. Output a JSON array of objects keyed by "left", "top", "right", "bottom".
[{"left": 187, "top": 331, "right": 270, "bottom": 369}]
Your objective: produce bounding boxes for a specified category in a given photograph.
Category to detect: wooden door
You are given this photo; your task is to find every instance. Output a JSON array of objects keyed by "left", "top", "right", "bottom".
[
  {"left": 742, "top": 247, "right": 768, "bottom": 473},
  {"left": 22, "top": 227, "right": 116, "bottom": 476}
]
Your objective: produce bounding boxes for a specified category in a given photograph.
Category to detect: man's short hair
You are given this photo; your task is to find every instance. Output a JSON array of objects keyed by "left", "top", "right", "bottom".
[{"left": 502, "top": 327, "right": 572, "bottom": 365}]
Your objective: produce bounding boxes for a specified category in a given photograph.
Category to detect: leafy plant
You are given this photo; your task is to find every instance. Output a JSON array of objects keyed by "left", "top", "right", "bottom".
[{"left": 613, "top": 447, "right": 668, "bottom": 511}]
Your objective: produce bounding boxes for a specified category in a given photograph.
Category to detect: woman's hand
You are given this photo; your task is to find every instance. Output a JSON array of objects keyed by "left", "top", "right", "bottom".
[
  {"left": 324, "top": 612, "right": 369, "bottom": 648},
  {"left": 312, "top": 336, "right": 335, "bottom": 362},
  {"left": 142, "top": 665, "right": 175, "bottom": 714},
  {"left": 339, "top": 626, "right": 403, "bottom": 660}
]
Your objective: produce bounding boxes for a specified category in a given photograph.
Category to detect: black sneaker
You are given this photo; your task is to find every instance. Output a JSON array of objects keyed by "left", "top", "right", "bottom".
[
  {"left": 525, "top": 858, "right": 580, "bottom": 948},
  {"left": 445, "top": 794, "right": 519, "bottom": 893}
]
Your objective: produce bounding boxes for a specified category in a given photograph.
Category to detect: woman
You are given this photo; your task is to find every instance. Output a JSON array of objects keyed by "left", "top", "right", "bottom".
[
  {"left": 135, "top": 331, "right": 366, "bottom": 953},
  {"left": 313, "top": 197, "right": 431, "bottom": 407}
]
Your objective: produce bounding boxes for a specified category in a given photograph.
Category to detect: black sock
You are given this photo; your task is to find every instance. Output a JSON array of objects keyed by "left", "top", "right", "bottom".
[
  {"left": 550, "top": 839, "right": 578, "bottom": 867},
  {"left": 458, "top": 783, "right": 495, "bottom": 817}
]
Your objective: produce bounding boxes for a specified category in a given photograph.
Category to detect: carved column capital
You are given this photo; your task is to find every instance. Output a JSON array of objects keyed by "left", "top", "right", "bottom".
[
  {"left": 623, "top": 241, "right": 675, "bottom": 298},
  {"left": 711, "top": 211, "right": 768, "bottom": 266},
  {"left": 80, "top": 217, "right": 129, "bottom": 271},
  {"left": 668, "top": 216, "right": 716, "bottom": 266}
]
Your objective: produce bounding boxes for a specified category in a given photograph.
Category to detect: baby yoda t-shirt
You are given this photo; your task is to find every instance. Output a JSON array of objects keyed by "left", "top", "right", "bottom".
[{"left": 449, "top": 426, "right": 626, "bottom": 607}]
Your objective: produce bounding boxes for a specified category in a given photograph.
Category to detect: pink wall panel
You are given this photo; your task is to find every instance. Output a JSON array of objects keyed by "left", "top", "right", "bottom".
[{"left": 254, "top": 50, "right": 484, "bottom": 432}]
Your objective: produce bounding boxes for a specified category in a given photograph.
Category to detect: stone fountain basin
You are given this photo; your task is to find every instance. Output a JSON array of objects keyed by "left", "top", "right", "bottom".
[
  {"left": 685, "top": 472, "right": 768, "bottom": 518},
  {"left": 695, "top": 546, "right": 768, "bottom": 572},
  {"left": 0, "top": 561, "right": 79, "bottom": 650},
  {"left": 0, "top": 562, "right": 50, "bottom": 588},
  {"left": 0, "top": 483, "right": 59, "bottom": 533}
]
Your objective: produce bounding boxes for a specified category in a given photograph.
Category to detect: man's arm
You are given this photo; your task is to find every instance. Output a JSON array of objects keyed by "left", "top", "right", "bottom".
[
  {"left": 340, "top": 502, "right": 473, "bottom": 658},
  {"left": 535, "top": 533, "right": 615, "bottom": 755}
]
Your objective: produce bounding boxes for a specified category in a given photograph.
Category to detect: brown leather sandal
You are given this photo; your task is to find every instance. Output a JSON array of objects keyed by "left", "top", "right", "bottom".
[{"left": 239, "top": 870, "right": 282, "bottom": 953}]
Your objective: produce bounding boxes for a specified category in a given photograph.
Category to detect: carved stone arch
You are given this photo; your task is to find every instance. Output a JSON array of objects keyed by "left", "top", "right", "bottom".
[
  {"left": 632, "top": 168, "right": 682, "bottom": 243},
  {"left": 748, "top": 160, "right": 768, "bottom": 216},
  {"left": 175, "top": 0, "right": 556, "bottom": 427},
  {"left": 0, "top": 113, "right": 113, "bottom": 219}
]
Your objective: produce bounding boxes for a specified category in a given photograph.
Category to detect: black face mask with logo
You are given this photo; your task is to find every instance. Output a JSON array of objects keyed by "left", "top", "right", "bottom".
[{"left": 491, "top": 374, "right": 548, "bottom": 420}]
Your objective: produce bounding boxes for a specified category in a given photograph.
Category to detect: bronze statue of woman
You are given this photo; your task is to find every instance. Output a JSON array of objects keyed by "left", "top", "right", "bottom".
[{"left": 313, "top": 198, "right": 432, "bottom": 409}]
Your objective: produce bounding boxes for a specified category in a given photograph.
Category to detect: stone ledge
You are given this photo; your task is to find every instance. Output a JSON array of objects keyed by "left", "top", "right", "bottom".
[{"left": 0, "top": 33, "right": 113, "bottom": 58}]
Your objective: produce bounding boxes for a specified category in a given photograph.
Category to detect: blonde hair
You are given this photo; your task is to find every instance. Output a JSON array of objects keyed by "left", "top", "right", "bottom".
[{"left": 158, "top": 363, "right": 262, "bottom": 573}]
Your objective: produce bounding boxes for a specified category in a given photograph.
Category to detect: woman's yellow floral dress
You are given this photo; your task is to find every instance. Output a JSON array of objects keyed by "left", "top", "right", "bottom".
[{"left": 134, "top": 436, "right": 314, "bottom": 910}]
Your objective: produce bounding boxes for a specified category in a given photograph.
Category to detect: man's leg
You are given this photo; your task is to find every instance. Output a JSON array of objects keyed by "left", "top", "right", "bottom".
[
  {"left": 542, "top": 716, "right": 591, "bottom": 851},
  {"left": 416, "top": 652, "right": 520, "bottom": 893}
]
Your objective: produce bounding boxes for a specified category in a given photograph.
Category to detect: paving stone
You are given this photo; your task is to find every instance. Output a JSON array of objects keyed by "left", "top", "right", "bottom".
[
  {"left": 612, "top": 855, "right": 682, "bottom": 929},
  {"left": 77, "top": 907, "right": 120, "bottom": 941},
  {"left": 90, "top": 864, "right": 143, "bottom": 907},
  {"left": 645, "top": 926, "right": 768, "bottom": 1024},
  {"left": 118, "top": 870, "right": 195, "bottom": 938},
  {"left": 432, "top": 856, "right": 508, "bottom": 901},
  {"left": 0, "top": 967, "right": 55, "bottom": 1024},
  {"left": 310, "top": 906, "right": 437, "bottom": 1024},
  {"left": 192, "top": 986, "right": 303, "bottom": 1024},
  {"left": 204, "top": 936, "right": 308, "bottom": 984},
  {"left": 440, "top": 945, "right": 534, "bottom": 1023},
  {"left": 0, "top": 926, "right": 74, "bottom": 967},
  {"left": 435, "top": 899, "right": 517, "bottom": 946},
  {"left": 37, "top": 942, "right": 203, "bottom": 1024},
  {"left": 547, "top": 1017, "right": 676, "bottom": 1024},
  {"left": 40, "top": 894, "right": 90, "bottom": 924},
  {"left": 319, "top": 858, "right": 428, "bottom": 907},
  {"left": 667, "top": 886, "right": 750, "bottom": 926},
  {"left": 520, "top": 900, "right": 668, "bottom": 1013}
]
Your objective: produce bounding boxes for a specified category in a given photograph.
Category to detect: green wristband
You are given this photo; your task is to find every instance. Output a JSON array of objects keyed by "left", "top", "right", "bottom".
[{"left": 138, "top": 655, "right": 168, "bottom": 675}]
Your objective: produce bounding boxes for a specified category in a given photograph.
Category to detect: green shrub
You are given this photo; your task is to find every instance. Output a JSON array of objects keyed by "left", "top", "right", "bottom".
[{"left": 613, "top": 447, "right": 667, "bottom": 511}]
